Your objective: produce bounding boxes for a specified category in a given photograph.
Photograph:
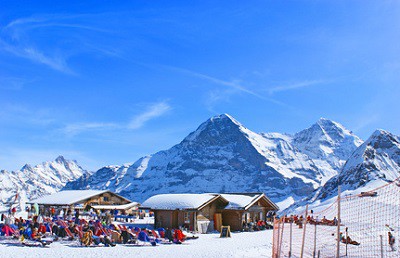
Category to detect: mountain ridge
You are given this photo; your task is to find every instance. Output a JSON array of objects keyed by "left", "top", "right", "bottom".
[
  {"left": 0, "top": 156, "right": 87, "bottom": 212},
  {"left": 64, "top": 114, "right": 363, "bottom": 206},
  {"left": 5, "top": 114, "right": 393, "bottom": 213}
]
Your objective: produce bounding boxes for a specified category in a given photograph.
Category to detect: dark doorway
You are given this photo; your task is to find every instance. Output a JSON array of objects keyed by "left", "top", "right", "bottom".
[{"left": 172, "top": 210, "right": 179, "bottom": 228}]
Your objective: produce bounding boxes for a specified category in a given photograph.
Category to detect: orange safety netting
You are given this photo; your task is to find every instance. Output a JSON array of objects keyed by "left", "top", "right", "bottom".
[{"left": 272, "top": 177, "right": 400, "bottom": 258}]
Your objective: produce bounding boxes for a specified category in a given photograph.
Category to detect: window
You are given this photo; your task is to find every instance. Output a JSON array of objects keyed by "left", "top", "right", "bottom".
[
  {"left": 184, "top": 212, "right": 190, "bottom": 223},
  {"left": 103, "top": 196, "right": 109, "bottom": 201}
]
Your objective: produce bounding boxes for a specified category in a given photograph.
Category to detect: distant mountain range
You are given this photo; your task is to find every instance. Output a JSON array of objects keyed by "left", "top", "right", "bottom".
[
  {"left": 2, "top": 114, "right": 399, "bottom": 212},
  {"left": 0, "top": 156, "right": 86, "bottom": 211}
]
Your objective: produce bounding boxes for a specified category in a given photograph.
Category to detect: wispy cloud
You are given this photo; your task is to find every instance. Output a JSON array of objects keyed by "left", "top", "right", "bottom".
[
  {"left": 128, "top": 101, "right": 172, "bottom": 129},
  {"left": 267, "top": 80, "right": 330, "bottom": 95},
  {"left": 60, "top": 101, "right": 172, "bottom": 136},
  {"left": 0, "top": 14, "right": 115, "bottom": 74},
  {"left": 163, "top": 65, "right": 262, "bottom": 98},
  {"left": 0, "top": 38, "right": 73, "bottom": 74},
  {"left": 24, "top": 47, "right": 71, "bottom": 74},
  {"left": 63, "top": 122, "right": 119, "bottom": 137},
  {"left": 4, "top": 14, "right": 112, "bottom": 33},
  {"left": 157, "top": 64, "right": 289, "bottom": 107}
]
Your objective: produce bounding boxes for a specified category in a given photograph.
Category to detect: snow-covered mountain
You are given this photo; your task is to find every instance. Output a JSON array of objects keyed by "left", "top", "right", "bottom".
[
  {"left": 285, "top": 128, "right": 400, "bottom": 214},
  {"left": 293, "top": 118, "right": 363, "bottom": 183},
  {"left": 0, "top": 156, "right": 87, "bottom": 212},
  {"left": 64, "top": 114, "right": 362, "bottom": 205},
  {"left": 318, "top": 129, "right": 400, "bottom": 200}
]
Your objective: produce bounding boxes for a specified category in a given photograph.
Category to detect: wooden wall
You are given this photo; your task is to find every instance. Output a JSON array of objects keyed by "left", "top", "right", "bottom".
[
  {"left": 84, "top": 192, "right": 130, "bottom": 206},
  {"left": 222, "top": 210, "right": 243, "bottom": 231}
]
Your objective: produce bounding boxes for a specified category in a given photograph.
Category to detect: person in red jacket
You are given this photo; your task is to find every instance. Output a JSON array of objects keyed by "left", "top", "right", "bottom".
[
  {"left": 31, "top": 228, "right": 42, "bottom": 240},
  {"left": 173, "top": 229, "right": 186, "bottom": 244}
]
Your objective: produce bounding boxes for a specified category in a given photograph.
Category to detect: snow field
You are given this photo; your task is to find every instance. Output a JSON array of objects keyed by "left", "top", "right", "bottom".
[{"left": 0, "top": 230, "right": 273, "bottom": 258}]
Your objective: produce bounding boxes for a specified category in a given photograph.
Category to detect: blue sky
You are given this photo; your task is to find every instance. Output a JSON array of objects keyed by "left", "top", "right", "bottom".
[{"left": 1, "top": 1, "right": 400, "bottom": 171}]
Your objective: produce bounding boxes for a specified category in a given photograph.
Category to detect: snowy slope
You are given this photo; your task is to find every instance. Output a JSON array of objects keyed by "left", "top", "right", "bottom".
[
  {"left": 285, "top": 129, "right": 400, "bottom": 214},
  {"left": 317, "top": 129, "right": 400, "bottom": 200},
  {"left": 0, "top": 156, "right": 87, "bottom": 212},
  {"left": 293, "top": 118, "right": 363, "bottom": 182},
  {"left": 65, "top": 114, "right": 361, "bottom": 204}
]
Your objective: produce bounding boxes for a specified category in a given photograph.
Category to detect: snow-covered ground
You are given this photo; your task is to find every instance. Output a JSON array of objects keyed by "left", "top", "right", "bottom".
[{"left": 0, "top": 230, "right": 273, "bottom": 258}]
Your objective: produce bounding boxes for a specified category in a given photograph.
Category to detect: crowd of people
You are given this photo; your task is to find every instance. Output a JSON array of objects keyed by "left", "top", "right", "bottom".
[
  {"left": 282, "top": 213, "right": 339, "bottom": 228},
  {"left": 0, "top": 210, "right": 194, "bottom": 248},
  {"left": 242, "top": 220, "right": 273, "bottom": 231}
]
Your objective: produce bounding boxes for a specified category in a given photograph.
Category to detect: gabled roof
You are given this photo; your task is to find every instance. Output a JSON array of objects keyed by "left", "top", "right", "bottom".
[
  {"left": 221, "top": 193, "right": 279, "bottom": 211},
  {"left": 141, "top": 193, "right": 227, "bottom": 210},
  {"left": 92, "top": 202, "right": 140, "bottom": 210},
  {"left": 28, "top": 190, "right": 131, "bottom": 205}
]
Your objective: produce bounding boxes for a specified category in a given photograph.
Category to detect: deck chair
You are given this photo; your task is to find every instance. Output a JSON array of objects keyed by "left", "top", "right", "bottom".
[
  {"left": 80, "top": 230, "right": 93, "bottom": 246},
  {"left": 138, "top": 231, "right": 157, "bottom": 246}
]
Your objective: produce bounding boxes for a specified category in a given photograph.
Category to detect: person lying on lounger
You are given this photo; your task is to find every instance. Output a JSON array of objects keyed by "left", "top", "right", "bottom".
[{"left": 340, "top": 232, "right": 360, "bottom": 245}]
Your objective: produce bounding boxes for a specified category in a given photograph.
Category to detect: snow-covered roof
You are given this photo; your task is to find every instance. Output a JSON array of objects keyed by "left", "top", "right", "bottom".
[
  {"left": 28, "top": 190, "right": 111, "bottom": 205},
  {"left": 141, "top": 192, "right": 279, "bottom": 211},
  {"left": 221, "top": 193, "right": 262, "bottom": 210},
  {"left": 222, "top": 193, "right": 279, "bottom": 210},
  {"left": 92, "top": 202, "right": 139, "bottom": 210},
  {"left": 141, "top": 193, "right": 222, "bottom": 210}
]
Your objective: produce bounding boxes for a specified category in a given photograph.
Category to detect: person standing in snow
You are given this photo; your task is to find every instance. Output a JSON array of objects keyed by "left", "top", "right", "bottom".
[{"left": 388, "top": 231, "right": 395, "bottom": 251}]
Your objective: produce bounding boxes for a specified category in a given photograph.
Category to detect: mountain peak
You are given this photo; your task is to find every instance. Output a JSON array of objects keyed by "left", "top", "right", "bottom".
[
  {"left": 55, "top": 155, "right": 67, "bottom": 163},
  {"left": 367, "top": 129, "right": 399, "bottom": 149},
  {"left": 371, "top": 129, "right": 390, "bottom": 138},
  {"left": 316, "top": 118, "right": 347, "bottom": 133},
  {"left": 21, "top": 163, "right": 33, "bottom": 171},
  {"left": 317, "top": 117, "right": 331, "bottom": 123},
  {"left": 293, "top": 118, "right": 363, "bottom": 177},
  {"left": 295, "top": 118, "right": 358, "bottom": 143},
  {"left": 209, "top": 113, "right": 241, "bottom": 126},
  {"left": 183, "top": 114, "right": 244, "bottom": 142}
]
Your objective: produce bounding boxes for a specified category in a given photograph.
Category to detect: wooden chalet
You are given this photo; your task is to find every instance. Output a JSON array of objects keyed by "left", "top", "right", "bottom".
[
  {"left": 28, "top": 190, "right": 135, "bottom": 216},
  {"left": 219, "top": 193, "right": 279, "bottom": 231},
  {"left": 141, "top": 193, "right": 229, "bottom": 233},
  {"left": 141, "top": 192, "right": 278, "bottom": 233}
]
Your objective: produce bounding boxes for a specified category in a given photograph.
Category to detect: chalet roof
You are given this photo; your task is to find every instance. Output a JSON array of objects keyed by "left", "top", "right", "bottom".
[
  {"left": 28, "top": 190, "right": 131, "bottom": 205},
  {"left": 221, "top": 192, "right": 279, "bottom": 210},
  {"left": 141, "top": 193, "right": 226, "bottom": 210},
  {"left": 141, "top": 192, "right": 279, "bottom": 211},
  {"left": 92, "top": 202, "right": 140, "bottom": 210}
]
